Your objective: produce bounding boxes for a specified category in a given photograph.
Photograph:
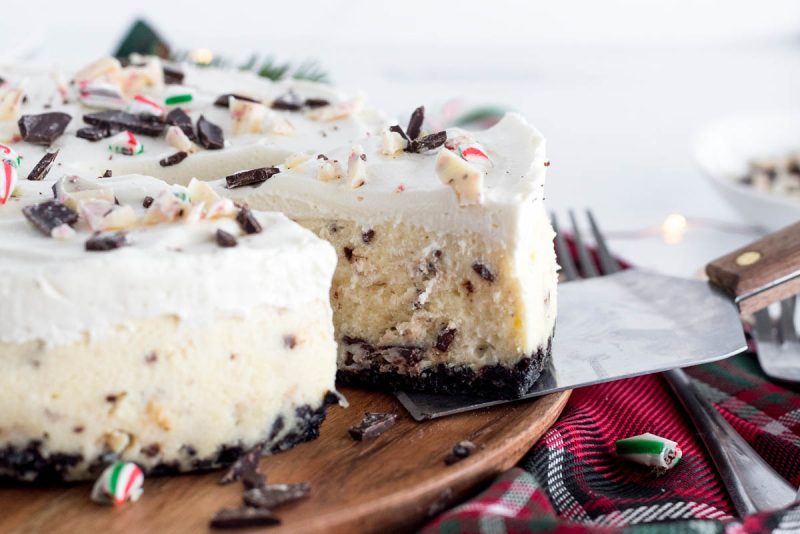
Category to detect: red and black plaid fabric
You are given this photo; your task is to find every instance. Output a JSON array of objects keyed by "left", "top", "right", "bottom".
[{"left": 423, "top": 251, "right": 800, "bottom": 533}]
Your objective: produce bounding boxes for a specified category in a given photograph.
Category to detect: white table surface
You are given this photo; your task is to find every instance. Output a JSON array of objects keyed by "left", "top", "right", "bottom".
[{"left": 7, "top": 2, "right": 800, "bottom": 277}]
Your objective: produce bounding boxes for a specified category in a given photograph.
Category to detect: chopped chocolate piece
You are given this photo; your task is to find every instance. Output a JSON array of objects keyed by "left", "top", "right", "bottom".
[
  {"left": 165, "top": 108, "right": 196, "bottom": 141},
  {"left": 389, "top": 124, "right": 409, "bottom": 142},
  {"left": 361, "top": 229, "right": 375, "bottom": 244},
  {"left": 18, "top": 112, "right": 72, "bottom": 145},
  {"left": 159, "top": 151, "right": 188, "bottom": 167},
  {"left": 26, "top": 151, "right": 59, "bottom": 181},
  {"left": 85, "top": 232, "right": 128, "bottom": 252},
  {"left": 343, "top": 246, "right": 354, "bottom": 262},
  {"left": 236, "top": 206, "right": 262, "bottom": 234},
  {"left": 348, "top": 412, "right": 397, "bottom": 441},
  {"left": 406, "top": 105, "right": 425, "bottom": 140},
  {"left": 162, "top": 64, "right": 185, "bottom": 85},
  {"left": 22, "top": 200, "right": 78, "bottom": 236},
  {"left": 209, "top": 507, "right": 280, "bottom": 529},
  {"left": 317, "top": 154, "right": 328, "bottom": 160},
  {"left": 304, "top": 98, "right": 330, "bottom": 109},
  {"left": 270, "top": 90, "right": 303, "bottom": 111},
  {"left": 462, "top": 280, "right": 475, "bottom": 294},
  {"left": 435, "top": 327, "right": 457, "bottom": 352},
  {"left": 219, "top": 444, "right": 263, "bottom": 485},
  {"left": 445, "top": 440, "right": 476, "bottom": 465},
  {"left": 241, "top": 470, "right": 267, "bottom": 490},
  {"left": 142, "top": 196, "right": 154, "bottom": 208},
  {"left": 214, "top": 93, "right": 260, "bottom": 108},
  {"left": 284, "top": 335, "right": 297, "bottom": 349},
  {"left": 242, "top": 482, "right": 311, "bottom": 509},
  {"left": 197, "top": 115, "right": 224, "bottom": 149},
  {"left": 406, "top": 131, "right": 447, "bottom": 154},
  {"left": 76, "top": 126, "right": 112, "bottom": 141},
  {"left": 216, "top": 228, "right": 238, "bottom": 248},
  {"left": 84, "top": 110, "right": 164, "bottom": 137},
  {"left": 225, "top": 167, "right": 280, "bottom": 189},
  {"left": 472, "top": 262, "right": 495, "bottom": 282},
  {"left": 101, "top": 169, "right": 113, "bottom": 178}
]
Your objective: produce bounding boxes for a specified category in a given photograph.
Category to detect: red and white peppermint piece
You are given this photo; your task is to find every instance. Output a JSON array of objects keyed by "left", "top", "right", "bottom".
[
  {"left": 91, "top": 461, "right": 144, "bottom": 506},
  {"left": 0, "top": 143, "right": 21, "bottom": 205},
  {"left": 128, "top": 94, "right": 166, "bottom": 117},
  {"left": 165, "top": 126, "right": 198, "bottom": 154},
  {"left": 347, "top": 145, "right": 368, "bottom": 189},
  {"left": 436, "top": 148, "right": 484, "bottom": 207},
  {"left": 108, "top": 131, "right": 144, "bottom": 156},
  {"left": 79, "top": 81, "right": 126, "bottom": 110},
  {"left": 230, "top": 97, "right": 268, "bottom": 134}
]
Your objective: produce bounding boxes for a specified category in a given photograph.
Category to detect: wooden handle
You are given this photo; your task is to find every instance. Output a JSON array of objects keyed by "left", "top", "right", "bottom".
[{"left": 706, "top": 221, "right": 800, "bottom": 314}]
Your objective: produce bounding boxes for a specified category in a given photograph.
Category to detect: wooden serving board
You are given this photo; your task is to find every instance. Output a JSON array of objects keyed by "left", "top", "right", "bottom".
[{"left": 0, "top": 387, "right": 570, "bottom": 534}]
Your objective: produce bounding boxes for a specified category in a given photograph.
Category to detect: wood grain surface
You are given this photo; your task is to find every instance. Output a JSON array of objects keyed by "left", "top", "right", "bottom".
[{"left": 0, "top": 387, "right": 570, "bottom": 534}]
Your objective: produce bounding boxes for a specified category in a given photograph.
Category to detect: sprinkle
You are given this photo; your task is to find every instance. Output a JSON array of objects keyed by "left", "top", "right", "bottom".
[
  {"left": 26, "top": 150, "right": 59, "bottom": 181},
  {"left": 90, "top": 461, "right": 144, "bottom": 505},
  {"left": 128, "top": 94, "right": 166, "bottom": 117},
  {"left": 18, "top": 112, "right": 72, "bottom": 145},
  {"left": 236, "top": 206, "right": 262, "bottom": 234},
  {"left": 165, "top": 125, "right": 198, "bottom": 153},
  {"left": 108, "top": 130, "right": 144, "bottom": 156},
  {"left": 436, "top": 148, "right": 484, "bottom": 206},
  {"left": 225, "top": 167, "right": 280, "bottom": 189},
  {"left": 85, "top": 231, "right": 129, "bottom": 251},
  {"left": 78, "top": 81, "right": 126, "bottom": 110},
  {"left": 347, "top": 145, "right": 368, "bottom": 188},
  {"left": 164, "top": 86, "right": 194, "bottom": 107},
  {"left": 159, "top": 151, "right": 188, "bottom": 167},
  {"left": 196, "top": 115, "right": 224, "bottom": 150},
  {"left": 216, "top": 228, "right": 238, "bottom": 247},
  {"left": 22, "top": 200, "right": 79, "bottom": 235},
  {"left": 229, "top": 97, "right": 268, "bottom": 134},
  {"left": 615, "top": 433, "right": 682, "bottom": 471}
]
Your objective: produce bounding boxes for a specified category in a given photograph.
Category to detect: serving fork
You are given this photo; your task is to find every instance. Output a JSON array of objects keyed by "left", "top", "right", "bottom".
[
  {"left": 556, "top": 209, "right": 797, "bottom": 518},
  {"left": 753, "top": 299, "right": 800, "bottom": 383}
]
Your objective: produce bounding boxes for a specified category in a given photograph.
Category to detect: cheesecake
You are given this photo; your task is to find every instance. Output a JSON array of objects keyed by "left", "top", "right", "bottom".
[{"left": 0, "top": 174, "right": 339, "bottom": 481}]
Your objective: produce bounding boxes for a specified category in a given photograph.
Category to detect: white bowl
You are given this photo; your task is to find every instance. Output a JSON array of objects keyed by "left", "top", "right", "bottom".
[{"left": 693, "top": 111, "right": 800, "bottom": 231}]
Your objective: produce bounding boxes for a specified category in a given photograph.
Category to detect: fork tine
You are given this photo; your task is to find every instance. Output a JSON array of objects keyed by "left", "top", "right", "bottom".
[
  {"left": 569, "top": 210, "right": 598, "bottom": 278},
  {"left": 778, "top": 297, "right": 797, "bottom": 343},
  {"left": 551, "top": 213, "right": 579, "bottom": 282},
  {"left": 754, "top": 309, "right": 776, "bottom": 343},
  {"left": 587, "top": 210, "right": 621, "bottom": 275}
]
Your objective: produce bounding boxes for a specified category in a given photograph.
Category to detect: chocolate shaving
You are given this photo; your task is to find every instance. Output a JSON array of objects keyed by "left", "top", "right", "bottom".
[
  {"left": 101, "top": 169, "right": 113, "bottom": 178},
  {"left": 18, "top": 112, "right": 72, "bottom": 145},
  {"left": 84, "top": 110, "right": 165, "bottom": 137},
  {"left": 162, "top": 64, "right": 185, "bottom": 85},
  {"left": 22, "top": 200, "right": 78, "bottom": 236},
  {"left": 165, "top": 108, "right": 196, "bottom": 141},
  {"left": 225, "top": 167, "right": 280, "bottom": 189},
  {"left": 219, "top": 444, "right": 263, "bottom": 485},
  {"left": 304, "top": 98, "right": 330, "bottom": 109},
  {"left": 445, "top": 440, "right": 476, "bottom": 465},
  {"left": 209, "top": 507, "right": 280, "bottom": 529},
  {"left": 142, "top": 196, "right": 154, "bottom": 208},
  {"left": 348, "top": 412, "right": 397, "bottom": 441},
  {"left": 270, "top": 90, "right": 304, "bottom": 111},
  {"left": 406, "top": 105, "right": 425, "bottom": 140},
  {"left": 472, "top": 262, "right": 495, "bottom": 282},
  {"left": 159, "top": 151, "right": 188, "bottom": 167},
  {"left": 216, "top": 228, "right": 238, "bottom": 248},
  {"left": 197, "top": 115, "right": 224, "bottom": 149},
  {"left": 236, "top": 206, "right": 262, "bottom": 235},
  {"left": 389, "top": 124, "right": 409, "bottom": 142},
  {"left": 435, "top": 327, "right": 457, "bottom": 352},
  {"left": 242, "top": 482, "right": 311, "bottom": 509},
  {"left": 76, "top": 126, "right": 112, "bottom": 142},
  {"left": 406, "top": 131, "right": 447, "bottom": 154},
  {"left": 214, "top": 93, "right": 260, "bottom": 108},
  {"left": 26, "top": 151, "right": 59, "bottom": 181},
  {"left": 85, "top": 232, "right": 128, "bottom": 252}
]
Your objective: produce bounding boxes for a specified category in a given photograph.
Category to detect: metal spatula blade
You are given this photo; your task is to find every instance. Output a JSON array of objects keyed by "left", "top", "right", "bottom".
[{"left": 397, "top": 269, "right": 747, "bottom": 421}]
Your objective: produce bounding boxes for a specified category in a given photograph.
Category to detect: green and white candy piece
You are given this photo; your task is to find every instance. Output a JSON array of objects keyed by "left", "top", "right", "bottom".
[
  {"left": 615, "top": 432, "right": 682, "bottom": 470},
  {"left": 164, "top": 86, "right": 195, "bottom": 106},
  {"left": 90, "top": 461, "right": 144, "bottom": 506}
]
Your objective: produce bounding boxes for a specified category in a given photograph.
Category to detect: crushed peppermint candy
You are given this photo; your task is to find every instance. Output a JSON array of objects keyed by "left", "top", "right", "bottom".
[
  {"left": 90, "top": 461, "right": 144, "bottom": 505},
  {"left": 305, "top": 97, "right": 362, "bottom": 122},
  {"left": 0, "top": 84, "right": 26, "bottom": 121},
  {"left": 615, "top": 432, "right": 682, "bottom": 471},
  {"left": 382, "top": 129, "right": 407, "bottom": 156},
  {"left": 165, "top": 125, "right": 198, "bottom": 153},
  {"left": 230, "top": 97, "right": 268, "bottom": 134},
  {"left": 128, "top": 94, "right": 166, "bottom": 117},
  {"left": 318, "top": 158, "right": 343, "bottom": 182},
  {"left": 347, "top": 145, "right": 368, "bottom": 189},
  {"left": 78, "top": 81, "right": 126, "bottom": 110},
  {"left": 0, "top": 143, "right": 21, "bottom": 205},
  {"left": 436, "top": 148, "right": 484, "bottom": 206},
  {"left": 108, "top": 130, "right": 144, "bottom": 156}
]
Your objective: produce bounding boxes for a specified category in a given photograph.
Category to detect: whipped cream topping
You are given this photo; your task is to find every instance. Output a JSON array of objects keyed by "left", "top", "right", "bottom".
[{"left": 0, "top": 174, "right": 337, "bottom": 346}]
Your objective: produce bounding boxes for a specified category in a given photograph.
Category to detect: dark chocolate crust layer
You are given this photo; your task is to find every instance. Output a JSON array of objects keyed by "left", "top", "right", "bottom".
[
  {"left": 337, "top": 339, "right": 552, "bottom": 400},
  {"left": 0, "top": 392, "right": 339, "bottom": 484}
]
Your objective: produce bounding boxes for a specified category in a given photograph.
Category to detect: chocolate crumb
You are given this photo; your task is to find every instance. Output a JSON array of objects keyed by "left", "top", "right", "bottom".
[
  {"left": 210, "top": 507, "right": 280, "bottom": 529},
  {"left": 284, "top": 335, "right": 297, "bottom": 349},
  {"left": 105, "top": 394, "right": 119, "bottom": 403},
  {"left": 197, "top": 115, "right": 224, "bottom": 149},
  {"left": 26, "top": 150, "right": 59, "bottom": 181},
  {"left": 165, "top": 108, "right": 196, "bottom": 141},
  {"left": 243, "top": 482, "right": 311, "bottom": 509},
  {"left": 435, "top": 327, "right": 457, "bottom": 352},
  {"left": 343, "top": 246, "right": 354, "bottom": 262},
  {"left": 22, "top": 200, "right": 78, "bottom": 236},
  {"left": 141, "top": 443, "right": 161, "bottom": 457},
  {"left": 348, "top": 412, "right": 397, "bottom": 441},
  {"left": 406, "top": 106, "right": 425, "bottom": 140},
  {"left": 216, "top": 229, "right": 238, "bottom": 248},
  {"left": 462, "top": 280, "right": 474, "bottom": 294},
  {"left": 225, "top": 167, "right": 280, "bottom": 189},
  {"left": 472, "top": 262, "right": 495, "bottom": 282},
  {"left": 360, "top": 153, "right": 367, "bottom": 162},
  {"left": 304, "top": 98, "right": 330, "bottom": 109},
  {"left": 361, "top": 229, "right": 375, "bottom": 244},
  {"left": 159, "top": 151, "right": 188, "bottom": 167},
  {"left": 406, "top": 131, "right": 447, "bottom": 153},
  {"left": 73, "top": 426, "right": 84, "bottom": 434},
  {"left": 317, "top": 154, "right": 328, "bottom": 160},
  {"left": 86, "top": 232, "right": 128, "bottom": 252},
  {"left": 236, "top": 207, "right": 262, "bottom": 234},
  {"left": 18, "top": 112, "right": 72, "bottom": 145},
  {"left": 213, "top": 93, "right": 260, "bottom": 108},
  {"left": 142, "top": 196, "right": 154, "bottom": 208},
  {"left": 219, "top": 444, "right": 263, "bottom": 485},
  {"left": 101, "top": 169, "right": 113, "bottom": 178},
  {"left": 544, "top": 161, "right": 551, "bottom": 167},
  {"left": 445, "top": 440, "right": 476, "bottom": 465},
  {"left": 145, "top": 352, "right": 158, "bottom": 364},
  {"left": 76, "top": 126, "right": 112, "bottom": 142}
]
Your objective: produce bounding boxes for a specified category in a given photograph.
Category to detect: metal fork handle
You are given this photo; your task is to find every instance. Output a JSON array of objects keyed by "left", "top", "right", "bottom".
[{"left": 664, "top": 368, "right": 796, "bottom": 516}]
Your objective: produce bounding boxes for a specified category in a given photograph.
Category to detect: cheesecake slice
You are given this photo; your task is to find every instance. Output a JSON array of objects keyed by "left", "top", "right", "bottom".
[
  {"left": 219, "top": 112, "right": 558, "bottom": 398},
  {"left": 0, "top": 174, "right": 339, "bottom": 481}
]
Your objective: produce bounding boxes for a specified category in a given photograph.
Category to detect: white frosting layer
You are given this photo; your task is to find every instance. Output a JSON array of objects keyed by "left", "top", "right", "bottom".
[{"left": 0, "top": 175, "right": 337, "bottom": 346}]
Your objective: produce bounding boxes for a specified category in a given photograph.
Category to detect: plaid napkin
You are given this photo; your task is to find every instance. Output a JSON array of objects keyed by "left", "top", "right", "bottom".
[{"left": 423, "top": 259, "right": 800, "bottom": 533}]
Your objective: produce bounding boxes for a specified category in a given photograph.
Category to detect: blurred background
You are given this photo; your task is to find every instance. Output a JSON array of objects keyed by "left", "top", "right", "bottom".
[{"left": 5, "top": 0, "right": 800, "bottom": 274}]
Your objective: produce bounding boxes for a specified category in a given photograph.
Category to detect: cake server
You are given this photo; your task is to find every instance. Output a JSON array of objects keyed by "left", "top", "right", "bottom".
[{"left": 397, "top": 220, "right": 800, "bottom": 421}]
